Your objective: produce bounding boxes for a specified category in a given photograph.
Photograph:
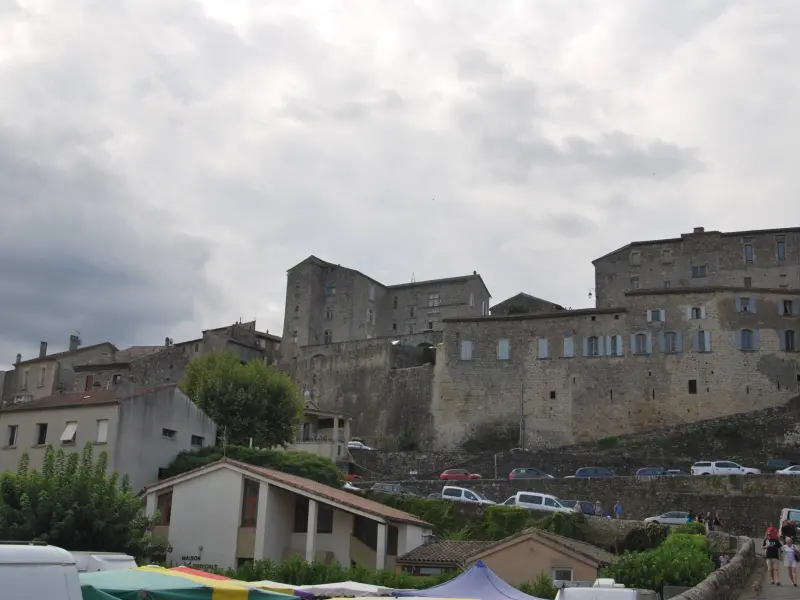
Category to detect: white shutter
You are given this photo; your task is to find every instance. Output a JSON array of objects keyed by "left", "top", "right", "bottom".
[
  {"left": 616, "top": 335, "right": 623, "bottom": 355},
  {"left": 704, "top": 331, "right": 712, "bottom": 352},
  {"left": 646, "top": 310, "right": 653, "bottom": 323},
  {"left": 563, "top": 337, "right": 574, "bottom": 358},
  {"left": 661, "top": 309, "right": 666, "bottom": 322},
  {"left": 538, "top": 337, "right": 549, "bottom": 359},
  {"left": 700, "top": 307, "right": 707, "bottom": 319},
  {"left": 96, "top": 419, "right": 109, "bottom": 444},
  {"left": 646, "top": 332, "right": 653, "bottom": 354}
]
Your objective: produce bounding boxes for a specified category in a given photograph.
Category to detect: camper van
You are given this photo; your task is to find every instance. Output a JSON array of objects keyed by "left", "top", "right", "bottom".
[
  {"left": 71, "top": 552, "right": 137, "bottom": 573},
  {"left": 0, "top": 542, "right": 83, "bottom": 600},
  {"left": 556, "top": 579, "right": 656, "bottom": 600}
]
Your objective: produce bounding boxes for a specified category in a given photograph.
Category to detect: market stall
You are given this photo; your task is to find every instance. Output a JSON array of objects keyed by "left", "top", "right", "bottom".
[{"left": 410, "top": 561, "right": 546, "bottom": 600}]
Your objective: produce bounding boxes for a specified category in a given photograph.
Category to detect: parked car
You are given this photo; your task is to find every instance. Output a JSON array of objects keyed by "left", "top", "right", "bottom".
[
  {"left": 767, "top": 459, "right": 799, "bottom": 472},
  {"left": 509, "top": 467, "right": 554, "bottom": 480},
  {"left": 369, "top": 483, "right": 415, "bottom": 496},
  {"left": 560, "top": 500, "right": 595, "bottom": 515},
  {"left": 776, "top": 465, "right": 800, "bottom": 476},
  {"left": 568, "top": 467, "right": 616, "bottom": 478},
  {"left": 347, "top": 440, "right": 373, "bottom": 451},
  {"left": 502, "top": 492, "right": 571, "bottom": 514},
  {"left": 427, "top": 493, "right": 440, "bottom": 499},
  {"left": 636, "top": 467, "right": 670, "bottom": 480},
  {"left": 644, "top": 511, "right": 691, "bottom": 526},
  {"left": 439, "top": 469, "right": 482, "bottom": 481},
  {"left": 441, "top": 486, "right": 495, "bottom": 505},
  {"left": 343, "top": 482, "right": 362, "bottom": 492},
  {"left": 690, "top": 460, "right": 761, "bottom": 475},
  {"left": 667, "top": 469, "right": 689, "bottom": 476}
]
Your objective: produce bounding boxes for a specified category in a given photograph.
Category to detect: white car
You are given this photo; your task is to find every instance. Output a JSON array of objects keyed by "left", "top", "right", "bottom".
[
  {"left": 777, "top": 466, "right": 800, "bottom": 476},
  {"left": 502, "top": 492, "right": 572, "bottom": 514},
  {"left": 691, "top": 460, "right": 761, "bottom": 475},
  {"left": 343, "top": 482, "right": 362, "bottom": 492},
  {"left": 645, "top": 511, "right": 691, "bottom": 526},
  {"left": 441, "top": 486, "right": 495, "bottom": 506},
  {"left": 347, "top": 441, "right": 373, "bottom": 451}
]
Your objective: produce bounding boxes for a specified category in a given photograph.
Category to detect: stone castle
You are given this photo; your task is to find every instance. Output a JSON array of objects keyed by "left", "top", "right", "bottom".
[{"left": 282, "top": 226, "right": 800, "bottom": 451}]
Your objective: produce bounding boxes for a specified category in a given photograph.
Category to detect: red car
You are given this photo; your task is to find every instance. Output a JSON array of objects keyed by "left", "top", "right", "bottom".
[{"left": 439, "top": 469, "right": 482, "bottom": 481}]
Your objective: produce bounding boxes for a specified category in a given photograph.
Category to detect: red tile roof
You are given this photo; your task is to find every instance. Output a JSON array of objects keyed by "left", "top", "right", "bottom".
[
  {"left": 396, "top": 540, "right": 495, "bottom": 566},
  {"left": 0, "top": 385, "right": 176, "bottom": 412}
]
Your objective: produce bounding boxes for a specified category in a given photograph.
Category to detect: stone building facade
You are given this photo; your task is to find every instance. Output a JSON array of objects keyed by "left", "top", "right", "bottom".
[{"left": 281, "top": 256, "right": 490, "bottom": 364}]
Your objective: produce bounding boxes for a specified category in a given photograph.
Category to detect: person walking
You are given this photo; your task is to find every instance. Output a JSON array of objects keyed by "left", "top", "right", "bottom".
[
  {"left": 781, "top": 519, "right": 797, "bottom": 542},
  {"left": 782, "top": 537, "right": 799, "bottom": 586},
  {"left": 706, "top": 511, "right": 714, "bottom": 532},
  {"left": 594, "top": 501, "right": 602, "bottom": 516},
  {"left": 613, "top": 501, "right": 622, "bottom": 519},
  {"left": 764, "top": 527, "right": 783, "bottom": 585},
  {"left": 713, "top": 512, "right": 723, "bottom": 531},
  {"left": 573, "top": 501, "right": 582, "bottom": 513}
]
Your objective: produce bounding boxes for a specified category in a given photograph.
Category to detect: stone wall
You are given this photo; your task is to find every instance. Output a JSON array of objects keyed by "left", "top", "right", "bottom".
[
  {"left": 671, "top": 537, "right": 756, "bottom": 600},
  {"left": 368, "top": 476, "right": 800, "bottom": 536},
  {"left": 433, "top": 288, "right": 800, "bottom": 450}
]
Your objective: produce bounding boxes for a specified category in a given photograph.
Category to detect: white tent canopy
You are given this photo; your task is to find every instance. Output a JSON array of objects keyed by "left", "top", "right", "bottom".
[{"left": 295, "top": 581, "right": 409, "bottom": 597}]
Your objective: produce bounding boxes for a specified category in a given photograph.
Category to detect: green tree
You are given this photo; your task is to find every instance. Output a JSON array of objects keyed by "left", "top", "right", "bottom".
[
  {"left": 0, "top": 443, "right": 165, "bottom": 559},
  {"left": 162, "top": 446, "right": 344, "bottom": 488},
  {"left": 180, "top": 351, "right": 303, "bottom": 447},
  {"left": 519, "top": 571, "right": 558, "bottom": 600}
]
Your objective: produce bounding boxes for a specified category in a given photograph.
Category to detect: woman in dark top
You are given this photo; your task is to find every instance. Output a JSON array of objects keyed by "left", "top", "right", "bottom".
[{"left": 764, "top": 527, "right": 784, "bottom": 585}]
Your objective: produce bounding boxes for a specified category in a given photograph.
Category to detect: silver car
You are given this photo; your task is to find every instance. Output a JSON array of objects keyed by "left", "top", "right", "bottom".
[{"left": 645, "top": 511, "right": 690, "bottom": 526}]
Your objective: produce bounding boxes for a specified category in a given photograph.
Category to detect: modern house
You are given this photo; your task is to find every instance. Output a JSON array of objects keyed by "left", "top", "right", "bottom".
[
  {"left": 396, "top": 528, "right": 613, "bottom": 586},
  {"left": 142, "top": 458, "right": 432, "bottom": 570},
  {"left": 285, "top": 407, "right": 352, "bottom": 463},
  {"left": 0, "top": 383, "right": 216, "bottom": 492}
]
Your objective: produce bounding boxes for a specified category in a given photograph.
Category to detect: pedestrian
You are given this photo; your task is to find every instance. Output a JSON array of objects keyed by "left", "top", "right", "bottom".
[
  {"left": 594, "top": 501, "right": 602, "bottom": 517},
  {"left": 685, "top": 512, "right": 693, "bottom": 524},
  {"left": 706, "top": 511, "right": 714, "bottom": 532},
  {"left": 713, "top": 512, "right": 723, "bottom": 530},
  {"left": 614, "top": 501, "right": 622, "bottom": 520},
  {"left": 573, "top": 501, "right": 582, "bottom": 513},
  {"left": 719, "top": 554, "right": 729, "bottom": 568},
  {"left": 783, "top": 537, "right": 799, "bottom": 587},
  {"left": 781, "top": 519, "right": 797, "bottom": 542},
  {"left": 763, "top": 527, "right": 783, "bottom": 585}
]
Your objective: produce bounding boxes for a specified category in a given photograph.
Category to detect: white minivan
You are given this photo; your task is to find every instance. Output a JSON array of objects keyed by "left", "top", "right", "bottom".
[
  {"left": 0, "top": 542, "right": 83, "bottom": 600},
  {"left": 501, "top": 492, "right": 572, "bottom": 513},
  {"left": 441, "top": 486, "right": 495, "bottom": 505}
]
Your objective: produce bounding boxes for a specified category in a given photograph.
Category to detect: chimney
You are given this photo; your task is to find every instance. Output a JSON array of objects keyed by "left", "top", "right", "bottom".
[
  {"left": 473, "top": 270, "right": 477, "bottom": 275},
  {"left": 693, "top": 227, "right": 705, "bottom": 234},
  {"left": 39, "top": 341, "right": 47, "bottom": 359},
  {"left": 165, "top": 337, "right": 172, "bottom": 347},
  {"left": 15, "top": 353, "right": 21, "bottom": 366},
  {"left": 69, "top": 334, "right": 81, "bottom": 352}
]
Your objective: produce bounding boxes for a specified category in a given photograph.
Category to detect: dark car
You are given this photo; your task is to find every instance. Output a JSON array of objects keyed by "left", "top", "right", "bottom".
[
  {"left": 570, "top": 467, "right": 616, "bottom": 478},
  {"left": 560, "top": 499, "right": 595, "bottom": 515},
  {"left": 636, "top": 467, "right": 670, "bottom": 480},
  {"left": 509, "top": 467, "right": 554, "bottom": 480},
  {"left": 370, "top": 483, "right": 416, "bottom": 496},
  {"left": 766, "top": 459, "right": 798, "bottom": 472}
]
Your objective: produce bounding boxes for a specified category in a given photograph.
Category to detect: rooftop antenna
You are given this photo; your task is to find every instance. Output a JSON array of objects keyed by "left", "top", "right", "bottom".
[{"left": 411, "top": 272, "right": 416, "bottom": 283}]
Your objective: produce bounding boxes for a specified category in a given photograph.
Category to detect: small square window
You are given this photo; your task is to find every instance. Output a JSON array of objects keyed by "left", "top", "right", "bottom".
[
  {"left": 688, "top": 380, "right": 698, "bottom": 394},
  {"left": 325, "top": 307, "right": 334, "bottom": 319},
  {"left": 650, "top": 309, "right": 663, "bottom": 322},
  {"left": 630, "top": 277, "right": 639, "bottom": 290},
  {"left": 191, "top": 435, "right": 204, "bottom": 446},
  {"left": 325, "top": 284, "right": 336, "bottom": 296},
  {"left": 552, "top": 568, "right": 573, "bottom": 582},
  {"left": 162, "top": 428, "right": 177, "bottom": 439},
  {"left": 324, "top": 330, "right": 333, "bottom": 344},
  {"left": 691, "top": 307, "right": 702, "bottom": 319},
  {"left": 744, "top": 277, "right": 752, "bottom": 288},
  {"left": 691, "top": 265, "right": 707, "bottom": 278},
  {"left": 663, "top": 281, "right": 672, "bottom": 288},
  {"left": 740, "top": 298, "right": 752, "bottom": 313},
  {"left": 549, "top": 391, "right": 556, "bottom": 400}
]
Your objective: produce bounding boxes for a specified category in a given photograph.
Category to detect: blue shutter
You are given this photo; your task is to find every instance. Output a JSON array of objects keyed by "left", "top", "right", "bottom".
[
  {"left": 753, "top": 330, "right": 759, "bottom": 350},
  {"left": 779, "top": 302, "right": 785, "bottom": 316},
  {"left": 630, "top": 334, "right": 636, "bottom": 354},
  {"left": 780, "top": 330, "right": 786, "bottom": 351},
  {"left": 676, "top": 332, "right": 683, "bottom": 352},
  {"left": 582, "top": 337, "right": 588, "bottom": 357},
  {"left": 598, "top": 336, "right": 606, "bottom": 356},
  {"left": 693, "top": 331, "right": 700, "bottom": 352},
  {"left": 616, "top": 335, "right": 624, "bottom": 355},
  {"left": 735, "top": 330, "right": 742, "bottom": 350},
  {"left": 752, "top": 299, "right": 757, "bottom": 314},
  {"left": 795, "top": 302, "right": 800, "bottom": 317},
  {"left": 735, "top": 298, "right": 742, "bottom": 313},
  {"left": 646, "top": 332, "right": 653, "bottom": 354},
  {"left": 658, "top": 331, "right": 666, "bottom": 352}
]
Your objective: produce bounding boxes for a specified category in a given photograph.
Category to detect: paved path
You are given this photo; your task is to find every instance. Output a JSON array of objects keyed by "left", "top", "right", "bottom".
[{"left": 739, "top": 541, "right": 797, "bottom": 600}]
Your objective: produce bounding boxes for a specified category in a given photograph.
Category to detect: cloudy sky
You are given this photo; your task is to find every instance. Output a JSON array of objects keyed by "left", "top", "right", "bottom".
[{"left": 1, "top": 0, "right": 797, "bottom": 367}]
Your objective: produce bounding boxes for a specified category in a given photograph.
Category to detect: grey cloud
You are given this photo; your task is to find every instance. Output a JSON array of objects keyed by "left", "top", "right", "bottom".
[{"left": 456, "top": 48, "right": 506, "bottom": 81}]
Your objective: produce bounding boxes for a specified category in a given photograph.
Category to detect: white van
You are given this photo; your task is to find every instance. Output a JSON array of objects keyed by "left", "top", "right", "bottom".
[
  {"left": 501, "top": 491, "right": 572, "bottom": 514},
  {"left": 780, "top": 508, "right": 800, "bottom": 524},
  {"left": 0, "top": 542, "right": 83, "bottom": 600},
  {"left": 556, "top": 579, "right": 640, "bottom": 600},
  {"left": 72, "top": 552, "right": 137, "bottom": 572},
  {"left": 441, "top": 486, "right": 495, "bottom": 505}
]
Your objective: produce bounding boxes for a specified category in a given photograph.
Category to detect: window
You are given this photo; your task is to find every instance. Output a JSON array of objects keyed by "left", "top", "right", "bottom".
[
  {"left": 552, "top": 568, "right": 573, "bottom": 582},
  {"left": 353, "top": 515, "right": 379, "bottom": 550},
  {"left": 6, "top": 425, "right": 18, "bottom": 447},
  {"left": 469, "top": 293, "right": 474, "bottom": 308},
  {"left": 695, "top": 330, "right": 711, "bottom": 353},
  {"left": 782, "top": 330, "right": 796, "bottom": 352},
  {"left": 241, "top": 479, "right": 260, "bottom": 527},
  {"left": 630, "top": 277, "right": 639, "bottom": 291},
  {"left": 781, "top": 300, "right": 795, "bottom": 315},
  {"left": 736, "top": 298, "right": 755, "bottom": 313},
  {"left": 691, "top": 265, "right": 707, "bottom": 278},
  {"left": 744, "top": 277, "right": 752, "bottom": 288},
  {"left": 369, "top": 286, "right": 375, "bottom": 301},
  {"left": 84, "top": 375, "right": 93, "bottom": 391},
  {"left": 563, "top": 337, "right": 574, "bottom": 358},
  {"left": 408, "top": 323, "right": 415, "bottom": 334},
  {"left": 549, "top": 391, "right": 556, "bottom": 399},
  {"left": 648, "top": 309, "right": 663, "bottom": 322},
  {"left": 325, "top": 284, "right": 336, "bottom": 296},
  {"left": 482, "top": 301, "right": 489, "bottom": 316},
  {"left": 691, "top": 307, "right": 703, "bottom": 319},
  {"left": 294, "top": 496, "right": 334, "bottom": 534},
  {"left": 428, "top": 293, "right": 440, "bottom": 307},
  {"left": 587, "top": 336, "right": 599, "bottom": 357},
  {"left": 744, "top": 243, "right": 754, "bottom": 264},
  {"left": 607, "top": 335, "right": 622, "bottom": 356},
  {"left": 497, "top": 339, "right": 510, "bottom": 360},
  {"left": 162, "top": 428, "right": 177, "bottom": 439},
  {"left": 294, "top": 305, "right": 299, "bottom": 312},
  {"left": 35, "top": 423, "right": 47, "bottom": 446},
  {"left": 112, "top": 374, "right": 122, "bottom": 384},
  {"left": 688, "top": 380, "right": 698, "bottom": 394},
  {"left": 538, "top": 337, "right": 549, "bottom": 359},
  {"left": 37, "top": 366, "right": 46, "bottom": 388},
  {"left": 95, "top": 419, "right": 108, "bottom": 444},
  {"left": 191, "top": 435, "right": 204, "bottom": 446},
  {"left": 156, "top": 492, "right": 172, "bottom": 525},
  {"left": 392, "top": 296, "right": 398, "bottom": 309},
  {"left": 366, "top": 309, "right": 373, "bottom": 324},
  {"left": 661, "top": 249, "right": 673, "bottom": 263},
  {"left": 292, "top": 331, "right": 298, "bottom": 343},
  {"left": 21, "top": 369, "right": 28, "bottom": 390},
  {"left": 662, "top": 332, "right": 679, "bottom": 354},
  {"left": 60, "top": 422, "right": 78, "bottom": 444},
  {"left": 392, "top": 321, "right": 397, "bottom": 331},
  {"left": 630, "top": 251, "right": 641, "bottom": 265},
  {"left": 634, "top": 333, "right": 647, "bottom": 355},
  {"left": 460, "top": 340, "right": 473, "bottom": 360},
  {"left": 409, "top": 306, "right": 416, "bottom": 317},
  {"left": 325, "top": 307, "right": 334, "bottom": 319},
  {"left": 324, "top": 330, "right": 333, "bottom": 344},
  {"left": 738, "top": 329, "right": 756, "bottom": 351},
  {"left": 780, "top": 274, "right": 788, "bottom": 287},
  {"left": 664, "top": 281, "right": 672, "bottom": 288},
  {"left": 778, "top": 236, "right": 787, "bottom": 261},
  {"left": 426, "top": 319, "right": 435, "bottom": 330}
]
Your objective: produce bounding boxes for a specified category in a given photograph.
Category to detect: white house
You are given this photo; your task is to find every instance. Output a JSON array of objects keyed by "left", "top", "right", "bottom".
[{"left": 142, "top": 458, "right": 432, "bottom": 570}]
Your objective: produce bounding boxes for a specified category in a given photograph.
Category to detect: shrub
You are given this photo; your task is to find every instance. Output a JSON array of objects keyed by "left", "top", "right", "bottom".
[
  {"left": 519, "top": 571, "right": 558, "bottom": 600},
  {"left": 597, "top": 436, "right": 620, "bottom": 450},
  {"left": 603, "top": 534, "right": 714, "bottom": 592},
  {"left": 618, "top": 521, "right": 668, "bottom": 552},
  {"left": 161, "top": 446, "right": 344, "bottom": 488},
  {"left": 673, "top": 522, "right": 707, "bottom": 535}
]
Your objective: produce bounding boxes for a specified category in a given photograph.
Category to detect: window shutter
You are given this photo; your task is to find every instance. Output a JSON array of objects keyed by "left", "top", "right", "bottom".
[
  {"left": 597, "top": 336, "right": 606, "bottom": 356},
  {"left": 780, "top": 330, "right": 786, "bottom": 351},
  {"left": 685, "top": 306, "right": 692, "bottom": 319},
  {"left": 700, "top": 307, "right": 707, "bottom": 319},
  {"left": 795, "top": 303, "right": 800, "bottom": 317},
  {"left": 752, "top": 299, "right": 757, "bottom": 314},
  {"left": 538, "top": 337, "right": 548, "bottom": 359},
  {"left": 658, "top": 331, "right": 666, "bottom": 352},
  {"left": 704, "top": 331, "right": 712, "bottom": 352},
  {"left": 646, "top": 332, "right": 653, "bottom": 354},
  {"left": 779, "top": 302, "right": 785, "bottom": 316},
  {"left": 661, "top": 309, "right": 666, "bottom": 322},
  {"left": 676, "top": 331, "right": 683, "bottom": 353},
  {"left": 735, "top": 330, "right": 742, "bottom": 350},
  {"left": 616, "top": 335, "right": 623, "bottom": 355},
  {"left": 630, "top": 334, "right": 637, "bottom": 354},
  {"left": 753, "top": 329, "right": 759, "bottom": 350},
  {"left": 735, "top": 298, "right": 742, "bottom": 313},
  {"left": 564, "top": 337, "right": 573, "bottom": 358},
  {"left": 646, "top": 310, "right": 652, "bottom": 322},
  {"left": 693, "top": 331, "right": 700, "bottom": 352},
  {"left": 582, "top": 337, "right": 588, "bottom": 357}
]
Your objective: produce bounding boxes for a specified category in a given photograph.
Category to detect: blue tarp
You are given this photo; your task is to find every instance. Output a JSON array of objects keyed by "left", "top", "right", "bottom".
[{"left": 413, "top": 561, "right": 546, "bottom": 600}]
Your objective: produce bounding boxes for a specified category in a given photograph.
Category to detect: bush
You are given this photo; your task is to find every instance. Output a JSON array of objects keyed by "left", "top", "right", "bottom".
[
  {"left": 208, "top": 555, "right": 459, "bottom": 588},
  {"left": 618, "top": 521, "right": 668, "bottom": 553},
  {"left": 161, "top": 446, "right": 344, "bottom": 488},
  {"left": 597, "top": 436, "right": 620, "bottom": 450},
  {"left": 674, "top": 522, "right": 707, "bottom": 535},
  {"left": 603, "top": 534, "right": 713, "bottom": 592},
  {"left": 519, "top": 571, "right": 558, "bottom": 600}
]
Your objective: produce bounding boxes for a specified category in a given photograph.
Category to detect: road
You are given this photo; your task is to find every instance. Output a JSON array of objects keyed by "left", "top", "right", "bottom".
[{"left": 739, "top": 540, "right": 796, "bottom": 600}]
